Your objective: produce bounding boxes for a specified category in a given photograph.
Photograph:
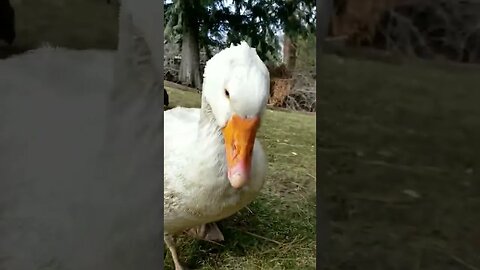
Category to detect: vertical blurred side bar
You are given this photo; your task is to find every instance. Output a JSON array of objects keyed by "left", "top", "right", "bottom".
[
  {"left": 106, "top": 0, "right": 164, "bottom": 268},
  {"left": 316, "top": 0, "right": 333, "bottom": 268}
]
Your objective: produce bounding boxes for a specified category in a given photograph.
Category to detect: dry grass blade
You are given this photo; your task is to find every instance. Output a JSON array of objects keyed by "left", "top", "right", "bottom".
[{"left": 233, "top": 229, "right": 284, "bottom": 246}]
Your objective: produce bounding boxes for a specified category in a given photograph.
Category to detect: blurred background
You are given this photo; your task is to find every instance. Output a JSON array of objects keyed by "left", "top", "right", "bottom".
[
  {"left": 318, "top": 0, "right": 480, "bottom": 269},
  {"left": 0, "top": 0, "right": 119, "bottom": 57},
  {"left": 324, "top": 0, "right": 480, "bottom": 64}
]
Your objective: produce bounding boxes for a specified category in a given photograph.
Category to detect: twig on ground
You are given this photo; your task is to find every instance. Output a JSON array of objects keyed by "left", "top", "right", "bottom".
[
  {"left": 202, "top": 239, "right": 226, "bottom": 247},
  {"left": 233, "top": 229, "right": 284, "bottom": 245},
  {"left": 305, "top": 172, "right": 316, "bottom": 180}
]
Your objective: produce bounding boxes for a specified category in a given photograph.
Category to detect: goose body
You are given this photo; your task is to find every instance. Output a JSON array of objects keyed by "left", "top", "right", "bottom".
[
  {"left": 164, "top": 106, "right": 267, "bottom": 233},
  {"left": 164, "top": 42, "right": 270, "bottom": 269}
]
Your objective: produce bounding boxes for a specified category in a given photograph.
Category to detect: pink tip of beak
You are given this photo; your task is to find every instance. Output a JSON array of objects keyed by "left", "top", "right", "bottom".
[{"left": 227, "top": 161, "right": 249, "bottom": 189}]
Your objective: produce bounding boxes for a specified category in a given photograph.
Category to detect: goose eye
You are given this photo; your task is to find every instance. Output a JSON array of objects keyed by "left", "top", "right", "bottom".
[{"left": 225, "top": 89, "right": 230, "bottom": 98}]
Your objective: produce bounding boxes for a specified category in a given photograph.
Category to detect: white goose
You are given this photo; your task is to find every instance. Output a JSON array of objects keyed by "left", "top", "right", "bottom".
[{"left": 164, "top": 41, "right": 270, "bottom": 269}]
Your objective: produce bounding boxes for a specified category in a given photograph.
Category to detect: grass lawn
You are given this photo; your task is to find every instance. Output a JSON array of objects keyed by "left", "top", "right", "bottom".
[{"left": 164, "top": 86, "right": 317, "bottom": 269}]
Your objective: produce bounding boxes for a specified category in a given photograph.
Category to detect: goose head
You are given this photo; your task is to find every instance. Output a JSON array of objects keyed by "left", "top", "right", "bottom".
[{"left": 202, "top": 41, "right": 270, "bottom": 189}]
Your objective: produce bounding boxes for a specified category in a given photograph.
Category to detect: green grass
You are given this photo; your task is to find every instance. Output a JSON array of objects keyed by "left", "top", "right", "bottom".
[
  {"left": 318, "top": 55, "right": 480, "bottom": 270},
  {"left": 165, "top": 87, "right": 317, "bottom": 269}
]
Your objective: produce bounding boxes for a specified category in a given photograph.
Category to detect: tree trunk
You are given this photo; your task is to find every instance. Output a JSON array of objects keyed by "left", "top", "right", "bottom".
[
  {"left": 283, "top": 35, "right": 297, "bottom": 71},
  {"left": 179, "top": 0, "right": 202, "bottom": 89},
  {"left": 282, "top": 0, "right": 297, "bottom": 72}
]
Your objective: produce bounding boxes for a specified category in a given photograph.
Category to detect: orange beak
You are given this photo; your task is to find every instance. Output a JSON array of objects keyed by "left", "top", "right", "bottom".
[{"left": 222, "top": 114, "right": 260, "bottom": 189}]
